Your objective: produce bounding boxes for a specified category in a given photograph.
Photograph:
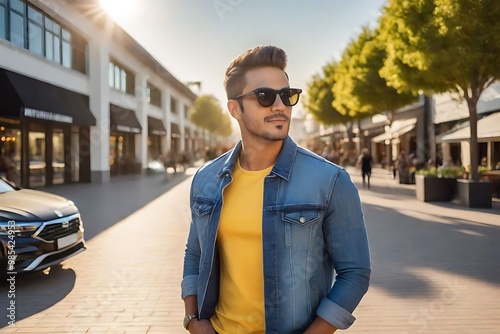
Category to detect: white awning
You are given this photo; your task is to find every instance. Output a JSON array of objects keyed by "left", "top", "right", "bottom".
[
  {"left": 439, "top": 112, "right": 500, "bottom": 143},
  {"left": 372, "top": 118, "right": 417, "bottom": 143}
]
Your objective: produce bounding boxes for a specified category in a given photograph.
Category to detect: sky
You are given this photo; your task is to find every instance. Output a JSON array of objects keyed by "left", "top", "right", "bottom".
[{"left": 104, "top": 0, "right": 387, "bottom": 115}]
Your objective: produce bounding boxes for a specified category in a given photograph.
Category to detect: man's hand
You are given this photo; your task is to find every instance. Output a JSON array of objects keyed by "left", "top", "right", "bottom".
[
  {"left": 187, "top": 319, "right": 216, "bottom": 334},
  {"left": 303, "top": 316, "right": 337, "bottom": 334}
]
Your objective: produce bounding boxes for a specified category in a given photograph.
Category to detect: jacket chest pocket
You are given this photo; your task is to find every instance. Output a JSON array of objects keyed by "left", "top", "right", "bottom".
[
  {"left": 192, "top": 198, "right": 217, "bottom": 243},
  {"left": 281, "top": 208, "right": 323, "bottom": 252}
]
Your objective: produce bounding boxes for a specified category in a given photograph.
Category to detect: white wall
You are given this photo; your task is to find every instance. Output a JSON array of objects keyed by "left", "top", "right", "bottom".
[{"left": 2, "top": 0, "right": 198, "bottom": 181}]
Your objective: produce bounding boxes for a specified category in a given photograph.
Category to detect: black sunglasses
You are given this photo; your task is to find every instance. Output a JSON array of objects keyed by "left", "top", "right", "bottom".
[{"left": 232, "top": 87, "right": 302, "bottom": 107}]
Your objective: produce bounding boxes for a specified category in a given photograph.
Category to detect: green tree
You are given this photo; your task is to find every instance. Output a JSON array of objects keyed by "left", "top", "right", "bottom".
[
  {"left": 189, "top": 95, "right": 232, "bottom": 137},
  {"left": 379, "top": 0, "right": 500, "bottom": 181},
  {"left": 304, "top": 61, "right": 352, "bottom": 125},
  {"left": 333, "top": 26, "right": 417, "bottom": 121}
]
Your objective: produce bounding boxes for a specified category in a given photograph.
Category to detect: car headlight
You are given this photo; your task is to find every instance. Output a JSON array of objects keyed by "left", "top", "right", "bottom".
[{"left": 0, "top": 221, "right": 42, "bottom": 236}]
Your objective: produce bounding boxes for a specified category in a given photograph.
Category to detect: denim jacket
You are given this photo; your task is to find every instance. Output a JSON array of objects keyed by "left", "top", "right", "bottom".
[{"left": 182, "top": 136, "right": 371, "bottom": 333}]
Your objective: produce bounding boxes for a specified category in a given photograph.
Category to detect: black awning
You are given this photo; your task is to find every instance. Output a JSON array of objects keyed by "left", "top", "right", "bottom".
[
  {"left": 110, "top": 104, "right": 142, "bottom": 133},
  {"left": 148, "top": 117, "right": 166, "bottom": 136},
  {"left": 171, "top": 123, "right": 181, "bottom": 138},
  {"left": 0, "top": 68, "right": 96, "bottom": 126}
]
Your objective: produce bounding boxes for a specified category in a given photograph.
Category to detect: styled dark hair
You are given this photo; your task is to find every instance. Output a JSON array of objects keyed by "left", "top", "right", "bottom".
[{"left": 224, "top": 45, "right": 288, "bottom": 100}]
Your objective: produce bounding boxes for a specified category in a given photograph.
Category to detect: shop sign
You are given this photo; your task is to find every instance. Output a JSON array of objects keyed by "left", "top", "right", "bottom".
[
  {"left": 116, "top": 125, "right": 140, "bottom": 133},
  {"left": 24, "top": 108, "right": 73, "bottom": 124}
]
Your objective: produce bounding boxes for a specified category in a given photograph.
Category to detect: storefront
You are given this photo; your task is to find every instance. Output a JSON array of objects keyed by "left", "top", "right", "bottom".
[
  {"left": 184, "top": 127, "right": 191, "bottom": 153},
  {"left": 109, "top": 104, "right": 142, "bottom": 176},
  {"left": 439, "top": 111, "right": 500, "bottom": 168},
  {"left": 0, "top": 68, "right": 95, "bottom": 188},
  {"left": 372, "top": 118, "right": 417, "bottom": 167},
  {"left": 147, "top": 116, "right": 166, "bottom": 161},
  {"left": 171, "top": 123, "right": 181, "bottom": 154}
]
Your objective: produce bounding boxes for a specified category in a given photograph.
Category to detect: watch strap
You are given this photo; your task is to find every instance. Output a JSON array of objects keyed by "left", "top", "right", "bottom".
[{"left": 183, "top": 312, "right": 198, "bottom": 329}]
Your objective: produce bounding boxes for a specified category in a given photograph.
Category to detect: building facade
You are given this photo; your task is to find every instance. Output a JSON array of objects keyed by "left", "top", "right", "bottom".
[{"left": 0, "top": 0, "right": 199, "bottom": 187}]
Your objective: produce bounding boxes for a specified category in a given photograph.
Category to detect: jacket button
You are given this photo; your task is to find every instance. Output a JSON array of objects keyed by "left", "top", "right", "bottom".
[{"left": 299, "top": 216, "right": 306, "bottom": 223}]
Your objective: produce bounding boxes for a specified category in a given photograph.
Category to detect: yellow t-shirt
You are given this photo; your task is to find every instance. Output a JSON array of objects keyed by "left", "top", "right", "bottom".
[{"left": 211, "top": 160, "right": 273, "bottom": 334}]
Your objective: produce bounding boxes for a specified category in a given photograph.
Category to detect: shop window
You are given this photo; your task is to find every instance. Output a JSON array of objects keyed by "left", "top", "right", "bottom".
[
  {"left": 10, "top": 10, "right": 25, "bottom": 48},
  {"left": 53, "top": 34, "right": 61, "bottom": 63},
  {"left": 52, "top": 131, "right": 64, "bottom": 184},
  {"left": 120, "top": 69, "right": 126, "bottom": 91},
  {"left": 29, "top": 131, "right": 46, "bottom": 188},
  {"left": 0, "top": 126, "right": 21, "bottom": 186},
  {"left": 71, "top": 33, "right": 87, "bottom": 73},
  {"left": 494, "top": 142, "right": 500, "bottom": 166},
  {"left": 108, "top": 62, "right": 114, "bottom": 87},
  {"left": 113, "top": 65, "right": 120, "bottom": 90},
  {"left": 71, "top": 128, "right": 79, "bottom": 182},
  {"left": 44, "top": 16, "right": 63, "bottom": 63},
  {"left": 45, "top": 29, "right": 53, "bottom": 60},
  {"left": 109, "top": 59, "right": 135, "bottom": 96},
  {"left": 10, "top": 0, "right": 24, "bottom": 12},
  {"left": 2, "top": 0, "right": 87, "bottom": 74},
  {"left": 27, "top": 6, "right": 43, "bottom": 55},
  {"left": 147, "top": 82, "right": 162, "bottom": 108},
  {"left": 0, "top": 2, "right": 7, "bottom": 40},
  {"left": 171, "top": 97, "right": 178, "bottom": 114},
  {"left": 61, "top": 28, "right": 72, "bottom": 68}
]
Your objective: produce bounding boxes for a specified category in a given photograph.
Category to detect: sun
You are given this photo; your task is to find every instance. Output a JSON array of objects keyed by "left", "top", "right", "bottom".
[{"left": 99, "top": 0, "right": 137, "bottom": 21}]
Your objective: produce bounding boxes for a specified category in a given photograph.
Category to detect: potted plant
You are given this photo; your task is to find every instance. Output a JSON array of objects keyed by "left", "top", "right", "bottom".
[
  {"left": 415, "top": 166, "right": 463, "bottom": 202},
  {"left": 455, "top": 165, "right": 493, "bottom": 208}
]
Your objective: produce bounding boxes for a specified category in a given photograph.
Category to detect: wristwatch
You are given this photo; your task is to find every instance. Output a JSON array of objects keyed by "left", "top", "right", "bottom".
[{"left": 183, "top": 313, "right": 198, "bottom": 329}]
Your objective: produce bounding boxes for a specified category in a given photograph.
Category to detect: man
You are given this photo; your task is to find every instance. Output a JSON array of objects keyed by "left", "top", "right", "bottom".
[
  {"left": 358, "top": 148, "right": 373, "bottom": 189},
  {"left": 182, "top": 46, "right": 371, "bottom": 333}
]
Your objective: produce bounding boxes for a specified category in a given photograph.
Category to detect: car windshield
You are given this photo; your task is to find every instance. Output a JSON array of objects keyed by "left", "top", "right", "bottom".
[{"left": 0, "top": 178, "right": 16, "bottom": 193}]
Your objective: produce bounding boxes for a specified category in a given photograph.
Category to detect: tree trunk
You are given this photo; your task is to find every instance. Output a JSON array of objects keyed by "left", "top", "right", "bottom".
[{"left": 466, "top": 98, "right": 479, "bottom": 181}]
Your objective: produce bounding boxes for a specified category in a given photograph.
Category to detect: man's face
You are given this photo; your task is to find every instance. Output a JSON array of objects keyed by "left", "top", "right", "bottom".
[{"left": 229, "top": 67, "right": 292, "bottom": 142}]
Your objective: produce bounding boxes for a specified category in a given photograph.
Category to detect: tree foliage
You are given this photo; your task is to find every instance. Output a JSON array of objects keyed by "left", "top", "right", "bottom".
[
  {"left": 303, "top": 62, "right": 352, "bottom": 125},
  {"left": 333, "top": 26, "right": 417, "bottom": 120},
  {"left": 189, "top": 95, "right": 232, "bottom": 137},
  {"left": 379, "top": 0, "right": 500, "bottom": 180}
]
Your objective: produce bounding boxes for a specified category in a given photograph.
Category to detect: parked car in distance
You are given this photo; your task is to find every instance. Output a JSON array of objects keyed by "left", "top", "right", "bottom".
[{"left": 0, "top": 177, "right": 85, "bottom": 277}]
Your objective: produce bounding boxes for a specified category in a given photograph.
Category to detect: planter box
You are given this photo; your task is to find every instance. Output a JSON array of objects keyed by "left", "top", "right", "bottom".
[
  {"left": 399, "top": 171, "right": 415, "bottom": 184},
  {"left": 453, "top": 179, "right": 493, "bottom": 208},
  {"left": 415, "top": 175, "right": 457, "bottom": 202}
]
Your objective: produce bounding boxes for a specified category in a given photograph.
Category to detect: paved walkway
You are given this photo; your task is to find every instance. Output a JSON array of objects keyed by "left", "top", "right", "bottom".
[{"left": 1, "top": 165, "right": 499, "bottom": 333}]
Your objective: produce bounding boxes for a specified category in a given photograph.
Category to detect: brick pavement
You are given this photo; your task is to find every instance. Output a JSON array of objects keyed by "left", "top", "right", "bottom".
[
  {"left": 1, "top": 170, "right": 194, "bottom": 333},
  {"left": 1, "top": 165, "right": 499, "bottom": 333},
  {"left": 346, "top": 167, "right": 500, "bottom": 334}
]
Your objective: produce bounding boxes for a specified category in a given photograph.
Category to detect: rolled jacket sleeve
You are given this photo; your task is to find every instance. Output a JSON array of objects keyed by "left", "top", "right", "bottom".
[
  {"left": 181, "top": 274, "right": 199, "bottom": 300},
  {"left": 319, "top": 169, "right": 371, "bottom": 328},
  {"left": 181, "top": 218, "right": 201, "bottom": 299},
  {"left": 316, "top": 298, "right": 356, "bottom": 330}
]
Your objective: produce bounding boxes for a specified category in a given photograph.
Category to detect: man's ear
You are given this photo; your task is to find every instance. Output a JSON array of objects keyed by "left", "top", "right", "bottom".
[{"left": 227, "top": 100, "right": 242, "bottom": 120}]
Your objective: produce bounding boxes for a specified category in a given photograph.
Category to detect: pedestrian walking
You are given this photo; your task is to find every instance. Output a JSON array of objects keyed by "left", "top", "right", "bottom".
[
  {"left": 357, "top": 148, "right": 373, "bottom": 189},
  {"left": 181, "top": 45, "right": 371, "bottom": 333}
]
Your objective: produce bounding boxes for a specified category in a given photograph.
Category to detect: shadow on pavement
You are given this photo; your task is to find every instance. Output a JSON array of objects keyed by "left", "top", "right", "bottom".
[
  {"left": 0, "top": 265, "right": 75, "bottom": 328},
  {"left": 364, "top": 201, "right": 500, "bottom": 298},
  {"left": 0, "top": 171, "right": 194, "bottom": 328},
  {"left": 354, "top": 182, "right": 417, "bottom": 199},
  {"left": 39, "top": 171, "right": 192, "bottom": 241}
]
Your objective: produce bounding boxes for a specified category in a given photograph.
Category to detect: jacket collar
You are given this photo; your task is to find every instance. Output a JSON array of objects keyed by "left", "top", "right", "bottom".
[{"left": 217, "top": 136, "right": 297, "bottom": 181}]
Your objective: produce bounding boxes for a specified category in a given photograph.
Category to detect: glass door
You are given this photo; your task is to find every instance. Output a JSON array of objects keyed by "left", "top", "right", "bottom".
[
  {"left": 110, "top": 134, "right": 124, "bottom": 176},
  {"left": 29, "top": 131, "right": 46, "bottom": 187},
  {"left": 52, "top": 130, "right": 64, "bottom": 184},
  {"left": 0, "top": 126, "right": 21, "bottom": 186}
]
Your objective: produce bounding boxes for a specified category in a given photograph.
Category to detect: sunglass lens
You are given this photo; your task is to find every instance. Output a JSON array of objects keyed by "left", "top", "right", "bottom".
[
  {"left": 256, "top": 89, "right": 276, "bottom": 107},
  {"left": 282, "top": 89, "right": 300, "bottom": 106}
]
